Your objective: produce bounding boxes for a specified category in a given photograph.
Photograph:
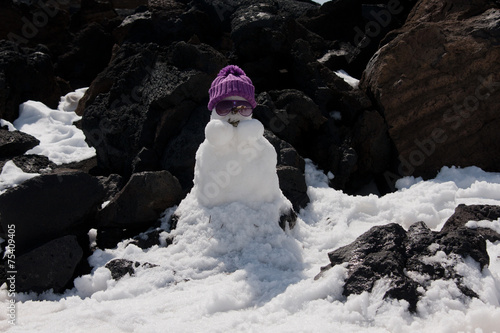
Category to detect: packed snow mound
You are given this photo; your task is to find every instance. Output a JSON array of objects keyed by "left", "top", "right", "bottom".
[
  {"left": 12, "top": 88, "right": 95, "bottom": 165},
  {"left": 172, "top": 193, "right": 303, "bottom": 271},
  {"left": 58, "top": 88, "right": 88, "bottom": 112},
  {"left": 68, "top": 194, "right": 305, "bottom": 314}
]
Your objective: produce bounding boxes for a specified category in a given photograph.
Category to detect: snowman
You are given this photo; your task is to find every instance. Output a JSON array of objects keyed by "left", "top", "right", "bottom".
[{"left": 188, "top": 65, "right": 295, "bottom": 227}]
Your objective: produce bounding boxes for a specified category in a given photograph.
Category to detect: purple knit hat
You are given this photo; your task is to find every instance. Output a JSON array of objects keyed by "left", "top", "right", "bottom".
[{"left": 208, "top": 65, "right": 256, "bottom": 110}]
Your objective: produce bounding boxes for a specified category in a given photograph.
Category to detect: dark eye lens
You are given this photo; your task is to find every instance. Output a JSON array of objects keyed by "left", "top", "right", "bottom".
[
  {"left": 215, "top": 100, "right": 253, "bottom": 117},
  {"left": 215, "top": 101, "right": 233, "bottom": 116},
  {"left": 239, "top": 106, "right": 253, "bottom": 117}
]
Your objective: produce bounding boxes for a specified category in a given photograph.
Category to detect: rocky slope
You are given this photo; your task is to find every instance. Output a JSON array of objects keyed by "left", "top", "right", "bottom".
[{"left": 1, "top": 0, "right": 499, "bottom": 294}]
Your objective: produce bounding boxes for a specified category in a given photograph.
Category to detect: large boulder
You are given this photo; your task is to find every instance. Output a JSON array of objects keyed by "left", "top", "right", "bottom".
[
  {"left": 298, "top": 0, "right": 416, "bottom": 77},
  {"left": 254, "top": 87, "right": 383, "bottom": 192},
  {"left": 360, "top": 0, "right": 500, "bottom": 184},
  {"left": 96, "top": 170, "right": 183, "bottom": 248},
  {"left": 0, "top": 154, "right": 56, "bottom": 175},
  {"left": 113, "top": 1, "right": 221, "bottom": 47},
  {"left": 160, "top": 104, "right": 210, "bottom": 192},
  {"left": 16, "top": 235, "right": 83, "bottom": 293},
  {"left": 316, "top": 204, "right": 500, "bottom": 312},
  {"left": 0, "top": 171, "right": 105, "bottom": 254},
  {"left": 228, "top": 0, "right": 320, "bottom": 89},
  {"left": 98, "top": 170, "right": 183, "bottom": 228},
  {"left": 0, "top": 1, "right": 72, "bottom": 57}
]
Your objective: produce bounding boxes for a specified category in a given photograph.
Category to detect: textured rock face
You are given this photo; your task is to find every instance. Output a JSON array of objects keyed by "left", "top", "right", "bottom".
[
  {"left": 16, "top": 235, "right": 83, "bottom": 293},
  {"left": 0, "top": 128, "right": 39, "bottom": 157},
  {"left": 75, "top": 0, "right": 401, "bottom": 195},
  {"left": 0, "top": 171, "right": 105, "bottom": 253},
  {"left": 316, "top": 204, "right": 500, "bottom": 312},
  {"left": 98, "top": 170, "right": 183, "bottom": 227},
  {"left": 79, "top": 42, "right": 227, "bottom": 179},
  {"left": 360, "top": 0, "right": 500, "bottom": 181},
  {"left": 55, "top": 22, "right": 114, "bottom": 89},
  {"left": 95, "top": 170, "right": 183, "bottom": 249}
]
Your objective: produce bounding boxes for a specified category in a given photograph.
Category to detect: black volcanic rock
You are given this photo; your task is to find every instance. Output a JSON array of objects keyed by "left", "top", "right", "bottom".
[
  {"left": 0, "top": 171, "right": 105, "bottom": 254},
  {"left": 264, "top": 130, "right": 309, "bottom": 211},
  {"left": 79, "top": 41, "right": 226, "bottom": 179},
  {"left": 96, "top": 170, "right": 182, "bottom": 249},
  {"left": 105, "top": 258, "right": 158, "bottom": 280},
  {"left": 55, "top": 22, "right": 115, "bottom": 89},
  {"left": 0, "top": 128, "right": 39, "bottom": 157},
  {"left": 440, "top": 204, "right": 500, "bottom": 242},
  {"left": 0, "top": 154, "right": 56, "bottom": 175},
  {"left": 0, "top": 41, "right": 62, "bottom": 121},
  {"left": 16, "top": 235, "right": 83, "bottom": 293},
  {"left": 98, "top": 170, "right": 183, "bottom": 228},
  {"left": 316, "top": 204, "right": 500, "bottom": 312}
]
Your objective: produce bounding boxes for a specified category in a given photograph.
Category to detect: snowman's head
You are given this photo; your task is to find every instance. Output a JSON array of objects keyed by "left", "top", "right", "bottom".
[
  {"left": 211, "top": 96, "right": 254, "bottom": 126},
  {"left": 208, "top": 65, "right": 257, "bottom": 126}
]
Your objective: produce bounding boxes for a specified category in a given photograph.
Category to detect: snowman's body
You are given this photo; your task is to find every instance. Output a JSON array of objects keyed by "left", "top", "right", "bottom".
[{"left": 191, "top": 97, "right": 288, "bottom": 211}]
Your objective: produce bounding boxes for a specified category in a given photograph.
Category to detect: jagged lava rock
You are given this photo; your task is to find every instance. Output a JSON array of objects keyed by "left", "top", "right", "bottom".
[
  {"left": 360, "top": 0, "right": 500, "bottom": 179},
  {"left": 0, "top": 1, "right": 72, "bottom": 57},
  {"left": 105, "top": 258, "right": 158, "bottom": 280},
  {"left": 0, "top": 154, "right": 56, "bottom": 175},
  {"left": 316, "top": 204, "right": 500, "bottom": 312},
  {"left": 79, "top": 41, "right": 226, "bottom": 179},
  {"left": 440, "top": 203, "right": 500, "bottom": 242}
]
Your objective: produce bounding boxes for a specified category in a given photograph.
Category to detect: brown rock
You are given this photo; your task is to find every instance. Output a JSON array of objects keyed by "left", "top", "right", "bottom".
[{"left": 360, "top": 0, "right": 500, "bottom": 179}]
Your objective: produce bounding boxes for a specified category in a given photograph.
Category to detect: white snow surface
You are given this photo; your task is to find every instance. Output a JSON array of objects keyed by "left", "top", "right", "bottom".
[
  {"left": 2, "top": 161, "right": 500, "bottom": 332},
  {"left": 0, "top": 161, "right": 39, "bottom": 195},
  {"left": 334, "top": 70, "right": 360, "bottom": 88},
  {"left": 0, "top": 119, "right": 16, "bottom": 131},
  {"left": 12, "top": 88, "right": 95, "bottom": 165}
]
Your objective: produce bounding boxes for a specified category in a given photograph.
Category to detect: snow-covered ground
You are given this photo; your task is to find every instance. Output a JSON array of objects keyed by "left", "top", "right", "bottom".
[
  {"left": 0, "top": 88, "right": 95, "bottom": 194},
  {"left": 1, "top": 91, "right": 500, "bottom": 332}
]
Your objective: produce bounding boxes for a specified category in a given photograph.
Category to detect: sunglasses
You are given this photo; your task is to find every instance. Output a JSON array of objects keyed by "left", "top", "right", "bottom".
[{"left": 215, "top": 100, "right": 253, "bottom": 117}]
